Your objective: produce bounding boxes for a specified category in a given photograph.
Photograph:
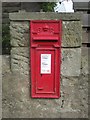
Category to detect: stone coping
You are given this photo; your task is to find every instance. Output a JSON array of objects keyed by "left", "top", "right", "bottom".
[{"left": 9, "top": 12, "right": 82, "bottom": 21}]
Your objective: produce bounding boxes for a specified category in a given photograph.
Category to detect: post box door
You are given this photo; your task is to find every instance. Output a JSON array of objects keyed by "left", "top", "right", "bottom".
[
  {"left": 36, "top": 49, "right": 55, "bottom": 93},
  {"left": 31, "top": 48, "right": 60, "bottom": 98}
]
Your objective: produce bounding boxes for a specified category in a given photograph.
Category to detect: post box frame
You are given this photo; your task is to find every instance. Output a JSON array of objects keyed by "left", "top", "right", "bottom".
[{"left": 30, "top": 20, "right": 62, "bottom": 98}]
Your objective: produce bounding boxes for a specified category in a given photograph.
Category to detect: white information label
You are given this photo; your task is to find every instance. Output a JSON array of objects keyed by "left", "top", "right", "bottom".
[{"left": 41, "top": 54, "right": 51, "bottom": 74}]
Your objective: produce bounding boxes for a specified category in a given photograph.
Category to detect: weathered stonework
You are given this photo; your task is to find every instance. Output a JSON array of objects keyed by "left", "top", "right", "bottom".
[
  {"left": 9, "top": 12, "right": 82, "bottom": 21},
  {"left": 81, "top": 47, "right": 89, "bottom": 75},
  {"left": 2, "top": 57, "right": 88, "bottom": 118},
  {"left": 61, "top": 48, "right": 81, "bottom": 76},
  {"left": 62, "top": 21, "right": 82, "bottom": 47},
  {"left": 11, "top": 47, "right": 30, "bottom": 77},
  {"left": 10, "top": 22, "right": 29, "bottom": 47},
  {"left": 2, "top": 12, "right": 88, "bottom": 118},
  {"left": 10, "top": 21, "right": 82, "bottom": 47},
  {"left": 11, "top": 47, "right": 81, "bottom": 77}
]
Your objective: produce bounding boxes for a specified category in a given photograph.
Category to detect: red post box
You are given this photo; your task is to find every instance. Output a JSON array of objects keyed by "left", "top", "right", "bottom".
[{"left": 30, "top": 20, "right": 62, "bottom": 98}]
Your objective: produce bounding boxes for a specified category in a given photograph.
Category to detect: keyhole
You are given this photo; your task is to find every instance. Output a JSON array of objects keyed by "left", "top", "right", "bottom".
[{"left": 41, "top": 74, "right": 42, "bottom": 77}]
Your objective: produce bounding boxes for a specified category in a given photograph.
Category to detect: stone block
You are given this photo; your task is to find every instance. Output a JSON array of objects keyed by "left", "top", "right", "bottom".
[
  {"left": 61, "top": 48, "right": 81, "bottom": 76},
  {"left": 81, "top": 47, "right": 89, "bottom": 75},
  {"left": 10, "top": 21, "right": 29, "bottom": 47},
  {"left": 61, "top": 76, "right": 80, "bottom": 110},
  {"left": 62, "top": 21, "right": 82, "bottom": 47},
  {"left": 61, "top": 75, "right": 88, "bottom": 118},
  {"left": 11, "top": 47, "right": 30, "bottom": 77},
  {"left": 60, "top": 111, "right": 81, "bottom": 118},
  {"left": 82, "top": 28, "right": 89, "bottom": 43},
  {"left": 9, "top": 12, "right": 82, "bottom": 21}
]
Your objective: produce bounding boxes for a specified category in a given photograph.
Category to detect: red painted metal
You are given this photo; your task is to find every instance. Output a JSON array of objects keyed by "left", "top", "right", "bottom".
[{"left": 30, "top": 20, "right": 62, "bottom": 98}]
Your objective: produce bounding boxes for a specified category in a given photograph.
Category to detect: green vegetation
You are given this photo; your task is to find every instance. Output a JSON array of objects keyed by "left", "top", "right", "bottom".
[
  {"left": 40, "top": 2, "right": 56, "bottom": 12},
  {"left": 2, "top": 23, "right": 11, "bottom": 54}
]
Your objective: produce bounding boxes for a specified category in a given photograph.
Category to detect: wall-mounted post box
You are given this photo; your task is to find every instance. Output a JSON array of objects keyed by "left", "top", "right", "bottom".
[{"left": 30, "top": 20, "right": 62, "bottom": 98}]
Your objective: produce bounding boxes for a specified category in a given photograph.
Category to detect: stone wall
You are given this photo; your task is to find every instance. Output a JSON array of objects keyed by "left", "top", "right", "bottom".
[{"left": 2, "top": 12, "right": 88, "bottom": 118}]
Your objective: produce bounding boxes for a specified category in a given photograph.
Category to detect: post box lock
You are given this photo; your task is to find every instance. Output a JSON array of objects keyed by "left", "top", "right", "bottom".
[{"left": 30, "top": 20, "right": 62, "bottom": 98}]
